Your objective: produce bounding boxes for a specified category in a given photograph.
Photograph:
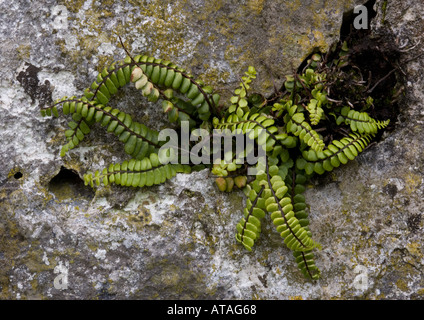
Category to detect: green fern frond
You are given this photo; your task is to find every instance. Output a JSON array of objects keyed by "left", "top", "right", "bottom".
[
  {"left": 307, "top": 98, "right": 324, "bottom": 126},
  {"left": 236, "top": 184, "right": 265, "bottom": 251},
  {"left": 88, "top": 60, "right": 133, "bottom": 104},
  {"left": 285, "top": 169, "right": 320, "bottom": 280},
  {"left": 336, "top": 106, "right": 390, "bottom": 134},
  {"left": 286, "top": 112, "right": 325, "bottom": 152},
  {"left": 293, "top": 250, "right": 321, "bottom": 280},
  {"left": 40, "top": 37, "right": 395, "bottom": 282},
  {"left": 296, "top": 132, "right": 374, "bottom": 175},
  {"left": 60, "top": 113, "right": 95, "bottom": 157},
  {"left": 262, "top": 156, "right": 321, "bottom": 252},
  {"left": 285, "top": 170, "right": 310, "bottom": 229},
  {"left": 129, "top": 55, "right": 220, "bottom": 121},
  {"left": 83, "top": 153, "right": 191, "bottom": 188},
  {"left": 227, "top": 66, "right": 257, "bottom": 117},
  {"left": 213, "top": 112, "right": 290, "bottom": 152}
]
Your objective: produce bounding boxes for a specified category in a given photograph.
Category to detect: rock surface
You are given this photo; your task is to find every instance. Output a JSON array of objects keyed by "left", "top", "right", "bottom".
[{"left": 1, "top": 0, "right": 423, "bottom": 300}]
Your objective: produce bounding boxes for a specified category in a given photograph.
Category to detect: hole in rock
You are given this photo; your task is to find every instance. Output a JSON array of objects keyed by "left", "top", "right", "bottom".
[
  {"left": 340, "top": 0, "right": 377, "bottom": 40},
  {"left": 338, "top": 0, "right": 401, "bottom": 135},
  {"left": 295, "top": 0, "right": 402, "bottom": 146},
  {"left": 48, "top": 166, "right": 94, "bottom": 201},
  {"left": 14, "top": 172, "right": 23, "bottom": 179}
]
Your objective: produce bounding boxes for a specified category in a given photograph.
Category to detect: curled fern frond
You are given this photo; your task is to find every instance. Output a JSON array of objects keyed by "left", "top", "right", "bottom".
[
  {"left": 88, "top": 60, "right": 132, "bottom": 105},
  {"left": 130, "top": 54, "right": 220, "bottom": 120}
]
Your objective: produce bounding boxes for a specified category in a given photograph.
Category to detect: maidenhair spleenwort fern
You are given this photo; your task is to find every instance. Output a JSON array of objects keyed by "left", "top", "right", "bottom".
[{"left": 40, "top": 38, "right": 392, "bottom": 281}]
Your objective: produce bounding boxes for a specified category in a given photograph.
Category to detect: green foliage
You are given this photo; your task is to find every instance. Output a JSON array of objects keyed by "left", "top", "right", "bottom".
[
  {"left": 334, "top": 106, "right": 390, "bottom": 134},
  {"left": 40, "top": 39, "right": 391, "bottom": 281},
  {"left": 83, "top": 154, "right": 191, "bottom": 188},
  {"left": 228, "top": 66, "right": 257, "bottom": 117}
]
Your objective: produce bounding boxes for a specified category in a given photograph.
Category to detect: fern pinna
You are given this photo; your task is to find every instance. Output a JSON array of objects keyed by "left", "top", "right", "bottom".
[{"left": 40, "top": 39, "right": 390, "bottom": 280}]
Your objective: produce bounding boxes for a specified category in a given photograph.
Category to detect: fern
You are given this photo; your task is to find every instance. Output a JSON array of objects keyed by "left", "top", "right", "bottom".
[
  {"left": 227, "top": 66, "right": 257, "bottom": 117},
  {"left": 296, "top": 133, "right": 374, "bottom": 175},
  {"left": 61, "top": 113, "right": 94, "bottom": 156},
  {"left": 83, "top": 153, "right": 191, "bottom": 188},
  {"left": 285, "top": 169, "right": 320, "bottom": 279},
  {"left": 263, "top": 156, "right": 321, "bottom": 252},
  {"left": 236, "top": 184, "right": 265, "bottom": 251},
  {"left": 335, "top": 106, "right": 390, "bottom": 134},
  {"left": 286, "top": 111, "right": 325, "bottom": 152},
  {"left": 39, "top": 38, "right": 393, "bottom": 281}
]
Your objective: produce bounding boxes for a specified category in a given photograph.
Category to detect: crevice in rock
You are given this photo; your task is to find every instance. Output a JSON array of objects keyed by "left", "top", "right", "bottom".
[
  {"left": 295, "top": 0, "right": 402, "bottom": 143},
  {"left": 13, "top": 172, "right": 23, "bottom": 180},
  {"left": 340, "top": 0, "right": 377, "bottom": 41},
  {"left": 292, "top": 1, "right": 404, "bottom": 189},
  {"left": 338, "top": 0, "right": 402, "bottom": 136},
  {"left": 48, "top": 166, "right": 94, "bottom": 201}
]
